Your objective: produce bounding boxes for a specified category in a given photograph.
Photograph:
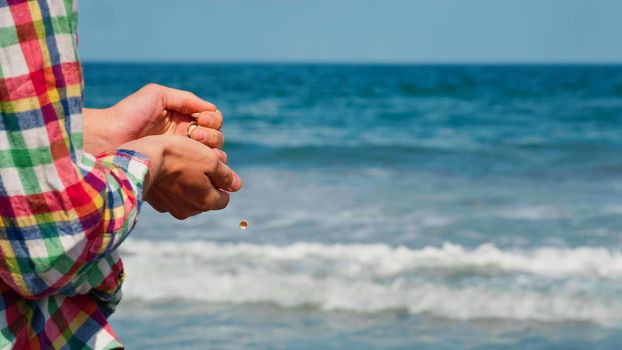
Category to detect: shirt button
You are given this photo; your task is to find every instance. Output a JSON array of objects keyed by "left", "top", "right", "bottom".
[{"left": 117, "top": 270, "right": 125, "bottom": 283}]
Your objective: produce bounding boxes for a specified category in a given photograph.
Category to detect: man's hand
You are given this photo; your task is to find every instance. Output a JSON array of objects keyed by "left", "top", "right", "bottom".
[
  {"left": 121, "top": 135, "right": 242, "bottom": 219},
  {"left": 84, "top": 84, "right": 225, "bottom": 155}
]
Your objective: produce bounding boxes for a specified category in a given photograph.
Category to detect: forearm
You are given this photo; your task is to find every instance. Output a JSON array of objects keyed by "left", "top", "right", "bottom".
[
  {"left": 0, "top": 148, "right": 149, "bottom": 299},
  {"left": 29, "top": 141, "right": 163, "bottom": 299}
]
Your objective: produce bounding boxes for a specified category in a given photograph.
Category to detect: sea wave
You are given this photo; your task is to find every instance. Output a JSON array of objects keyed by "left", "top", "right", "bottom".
[{"left": 119, "top": 240, "right": 622, "bottom": 324}]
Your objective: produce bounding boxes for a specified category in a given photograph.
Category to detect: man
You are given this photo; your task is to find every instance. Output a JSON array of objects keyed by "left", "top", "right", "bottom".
[{"left": 0, "top": 0, "right": 242, "bottom": 348}]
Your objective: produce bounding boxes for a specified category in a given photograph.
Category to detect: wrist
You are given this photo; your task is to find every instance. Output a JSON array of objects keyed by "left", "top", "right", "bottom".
[
  {"left": 83, "top": 107, "right": 119, "bottom": 154},
  {"left": 119, "top": 136, "right": 165, "bottom": 197}
]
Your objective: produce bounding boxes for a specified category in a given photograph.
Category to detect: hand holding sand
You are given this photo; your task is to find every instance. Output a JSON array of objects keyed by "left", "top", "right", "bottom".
[{"left": 121, "top": 134, "right": 243, "bottom": 220}]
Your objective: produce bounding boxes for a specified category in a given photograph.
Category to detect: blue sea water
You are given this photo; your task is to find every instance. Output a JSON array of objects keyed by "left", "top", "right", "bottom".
[{"left": 84, "top": 63, "right": 622, "bottom": 349}]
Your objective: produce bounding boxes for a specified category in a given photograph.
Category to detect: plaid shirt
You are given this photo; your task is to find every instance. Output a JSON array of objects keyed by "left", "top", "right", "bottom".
[{"left": 0, "top": 0, "right": 149, "bottom": 348}]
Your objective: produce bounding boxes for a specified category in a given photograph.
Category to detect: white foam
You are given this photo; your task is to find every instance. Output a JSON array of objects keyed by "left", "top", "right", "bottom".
[
  {"left": 497, "top": 205, "right": 567, "bottom": 220},
  {"left": 119, "top": 240, "right": 622, "bottom": 324}
]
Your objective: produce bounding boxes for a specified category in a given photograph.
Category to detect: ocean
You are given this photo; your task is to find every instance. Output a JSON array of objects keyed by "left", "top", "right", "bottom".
[{"left": 84, "top": 63, "right": 622, "bottom": 349}]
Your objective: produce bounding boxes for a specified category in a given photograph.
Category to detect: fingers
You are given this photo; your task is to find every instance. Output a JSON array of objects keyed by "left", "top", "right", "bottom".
[
  {"left": 148, "top": 199, "right": 167, "bottom": 213},
  {"left": 213, "top": 148, "right": 228, "bottom": 163},
  {"left": 192, "top": 110, "right": 223, "bottom": 130},
  {"left": 181, "top": 139, "right": 240, "bottom": 191},
  {"left": 168, "top": 108, "right": 225, "bottom": 148},
  {"left": 207, "top": 159, "right": 243, "bottom": 192},
  {"left": 147, "top": 83, "right": 216, "bottom": 114},
  {"left": 205, "top": 189, "right": 230, "bottom": 211},
  {"left": 142, "top": 135, "right": 240, "bottom": 220},
  {"left": 188, "top": 125, "right": 224, "bottom": 148}
]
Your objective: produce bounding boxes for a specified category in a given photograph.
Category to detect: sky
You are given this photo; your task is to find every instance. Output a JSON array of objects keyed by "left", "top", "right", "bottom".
[{"left": 79, "top": 0, "right": 622, "bottom": 63}]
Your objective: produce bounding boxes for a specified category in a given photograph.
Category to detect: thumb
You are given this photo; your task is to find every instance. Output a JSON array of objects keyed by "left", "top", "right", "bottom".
[{"left": 150, "top": 84, "right": 216, "bottom": 114}]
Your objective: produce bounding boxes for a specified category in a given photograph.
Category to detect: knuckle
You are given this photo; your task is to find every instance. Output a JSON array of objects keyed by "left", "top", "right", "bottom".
[
  {"left": 204, "top": 153, "right": 218, "bottom": 172},
  {"left": 219, "top": 193, "right": 231, "bottom": 209},
  {"left": 201, "top": 191, "right": 219, "bottom": 211},
  {"left": 207, "top": 161, "right": 218, "bottom": 174},
  {"left": 174, "top": 90, "right": 193, "bottom": 112},
  {"left": 143, "top": 83, "right": 161, "bottom": 92},
  {"left": 184, "top": 91, "right": 198, "bottom": 102},
  {"left": 199, "top": 201, "right": 212, "bottom": 212},
  {"left": 171, "top": 210, "right": 188, "bottom": 220},
  {"left": 152, "top": 205, "right": 166, "bottom": 213}
]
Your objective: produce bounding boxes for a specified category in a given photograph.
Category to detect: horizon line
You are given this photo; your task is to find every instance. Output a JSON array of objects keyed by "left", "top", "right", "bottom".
[{"left": 81, "top": 59, "right": 622, "bottom": 66}]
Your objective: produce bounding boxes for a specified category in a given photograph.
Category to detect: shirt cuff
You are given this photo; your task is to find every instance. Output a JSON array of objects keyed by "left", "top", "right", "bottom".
[{"left": 95, "top": 149, "right": 150, "bottom": 218}]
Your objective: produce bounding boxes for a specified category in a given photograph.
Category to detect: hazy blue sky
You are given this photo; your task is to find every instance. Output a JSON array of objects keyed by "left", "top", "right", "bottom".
[{"left": 79, "top": 0, "right": 622, "bottom": 63}]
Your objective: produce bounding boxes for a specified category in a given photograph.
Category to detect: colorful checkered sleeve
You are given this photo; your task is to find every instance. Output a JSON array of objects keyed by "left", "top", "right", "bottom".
[
  {"left": 0, "top": 0, "right": 148, "bottom": 348},
  {"left": 0, "top": 0, "right": 147, "bottom": 300}
]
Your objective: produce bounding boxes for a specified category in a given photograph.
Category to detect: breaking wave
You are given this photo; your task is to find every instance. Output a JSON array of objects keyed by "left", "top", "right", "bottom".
[{"left": 119, "top": 240, "right": 622, "bottom": 324}]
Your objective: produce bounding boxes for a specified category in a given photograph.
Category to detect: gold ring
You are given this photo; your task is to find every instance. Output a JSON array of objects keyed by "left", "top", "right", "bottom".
[{"left": 186, "top": 121, "right": 199, "bottom": 138}]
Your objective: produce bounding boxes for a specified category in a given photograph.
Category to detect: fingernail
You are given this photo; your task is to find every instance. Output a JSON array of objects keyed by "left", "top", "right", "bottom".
[
  {"left": 194, "top": 129, "right": 207, "bottom": 141},
  {"left": 231, "top": 175, "right": 242, "bottom": 190},
  {"left": 191, "top": 112, "right": 201, "bottom": 118}
]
